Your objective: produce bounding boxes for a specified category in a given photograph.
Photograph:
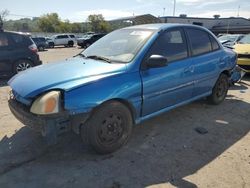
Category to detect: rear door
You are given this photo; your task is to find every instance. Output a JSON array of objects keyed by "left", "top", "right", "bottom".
[
  {"left": 0, "top": 33, "right": 14, "bottom": 75},
  {"left": 141, "top": 28, "right": 194, "bottom": 116},
  {"left": 54, "top": 35, "right": 67, "bottom": 45},
  {"left": 185, "top": 28, "right": 222, "bottom": 97}
]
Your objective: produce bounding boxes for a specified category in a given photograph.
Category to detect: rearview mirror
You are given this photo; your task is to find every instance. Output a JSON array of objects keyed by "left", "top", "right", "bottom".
[{"left": 147, "top": 55, "right": 168, "bottom": 68}]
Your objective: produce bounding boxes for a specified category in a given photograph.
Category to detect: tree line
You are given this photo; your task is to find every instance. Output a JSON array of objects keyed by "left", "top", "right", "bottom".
[{"left": 1, "top": 12, "right": 126, "bottom": 33}]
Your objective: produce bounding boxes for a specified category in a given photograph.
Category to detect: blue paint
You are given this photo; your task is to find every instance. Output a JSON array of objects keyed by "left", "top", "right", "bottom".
[{"left": 8, "top": 24, "right": 237, "bottom": 124}]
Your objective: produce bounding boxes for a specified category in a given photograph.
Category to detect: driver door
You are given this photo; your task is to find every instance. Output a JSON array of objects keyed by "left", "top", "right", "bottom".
[{"left": 140, "top": 28, "right": 194, "bottom": 116}]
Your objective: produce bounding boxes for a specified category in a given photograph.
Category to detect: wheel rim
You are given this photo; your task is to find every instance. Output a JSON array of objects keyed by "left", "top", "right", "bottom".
[
  {"left": 98, "top": 114, "right": 124, "bottom": 146},
  {"left": 16, "top": 62, "right": 31, "bottom": 73},
  {"left": 215, "top": 78, "right": 227, "bottom": 99}
]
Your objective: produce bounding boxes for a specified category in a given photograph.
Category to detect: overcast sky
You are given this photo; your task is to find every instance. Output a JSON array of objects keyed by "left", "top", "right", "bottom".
[{"left": 1, "top": 0, "right": 250, "bottom": 22}]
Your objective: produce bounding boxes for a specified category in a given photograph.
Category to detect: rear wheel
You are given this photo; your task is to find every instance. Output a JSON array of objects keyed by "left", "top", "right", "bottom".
[
  {"left": 38, "top": 46, "right": 44, "bottom": 51},
  {"left": 14, "top": 60, "right": 33, "bottom": 73},
  {"left": 49, "top": 42, "right": 54, "bottom": 48},
  {"left": 68, "top": 41, "right": 74, "bottom": 47},
  {"left": 81, "top": 101, "right": 133, "bottom": 154},
  {"left": 207, "top": 74, "right": 229, "bottom": 105}
]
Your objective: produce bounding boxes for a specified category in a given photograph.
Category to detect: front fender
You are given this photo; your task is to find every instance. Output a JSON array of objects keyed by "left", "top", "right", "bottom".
[{"left": 64, "top": 72, "right": 142, "bottom": 120}]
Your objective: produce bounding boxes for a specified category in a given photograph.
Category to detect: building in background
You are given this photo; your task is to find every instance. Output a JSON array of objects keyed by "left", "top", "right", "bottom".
[{"left": 109, "top": 14, "right": 250, "bottom": 35}]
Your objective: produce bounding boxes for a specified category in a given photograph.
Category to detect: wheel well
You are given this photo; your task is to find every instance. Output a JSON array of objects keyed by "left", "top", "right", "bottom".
[
  {"left": 221, "top": 70, "right": 230, "bottom": 77},
  {"left": 94, "top": 99, "right": 136, "bottom": 124},
  {"left": 13, "top": 59, "right": 33, "bottom": 72}
]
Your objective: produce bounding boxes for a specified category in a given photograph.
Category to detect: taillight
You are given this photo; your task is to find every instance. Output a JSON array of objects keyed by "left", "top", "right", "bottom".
[{"left": 29, "top": 44, "right": 38, "bottom": 53}]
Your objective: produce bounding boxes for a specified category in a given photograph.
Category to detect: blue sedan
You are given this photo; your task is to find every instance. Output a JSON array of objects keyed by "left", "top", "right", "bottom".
[{"left": 8, "top": 24, "right": 237, "bottom": 154}]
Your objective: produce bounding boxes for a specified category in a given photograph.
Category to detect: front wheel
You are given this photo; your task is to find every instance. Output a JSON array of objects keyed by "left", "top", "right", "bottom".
[
  {"left": 207, "top": 74, "right": 229, "bottom": 105},
  {"left": 81, "top": 101, "right": 133, "bottom": 154}
]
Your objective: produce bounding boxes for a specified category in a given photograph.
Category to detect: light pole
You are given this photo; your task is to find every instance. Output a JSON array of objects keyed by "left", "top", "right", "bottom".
[
  {"left": 173, "top": 0, "right": 176, "bottom": 16},
  {"left": 163, "top": 8, "right": 166, "bottom": 16},
  {"left": 237, "top": 5, "right": 240, "bottom": 17}
]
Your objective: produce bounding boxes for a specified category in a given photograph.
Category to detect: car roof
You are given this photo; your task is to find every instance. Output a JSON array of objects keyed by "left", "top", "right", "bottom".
[
  {"left": 122, "top": 23, "right": 208, "bottom": 31},
  {"left": 2, "top": 30, "right": 31, "bottom": 36}
]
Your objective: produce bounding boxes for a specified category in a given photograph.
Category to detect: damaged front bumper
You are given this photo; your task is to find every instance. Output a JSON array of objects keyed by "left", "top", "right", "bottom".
[{"left": 8, "top": 99, "right": 89, "bottom": 145}]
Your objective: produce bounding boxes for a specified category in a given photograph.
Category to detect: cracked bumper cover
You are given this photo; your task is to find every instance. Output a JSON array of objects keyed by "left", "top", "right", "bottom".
[{"left": 8, "top": 99, "right": 90, "bottom": 143}]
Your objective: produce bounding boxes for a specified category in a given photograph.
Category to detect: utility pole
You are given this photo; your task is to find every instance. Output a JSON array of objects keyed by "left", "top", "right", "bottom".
[
  {"left": 237, "top": 5, "right": 240, "bottom": 17},
  {"left": 173, "top": 0, "right": 176, "bottom": 16}
]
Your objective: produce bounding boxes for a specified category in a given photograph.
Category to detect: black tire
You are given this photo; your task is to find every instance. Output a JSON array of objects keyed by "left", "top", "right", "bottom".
[
  {"left": 207, "top": 74, "right": 229, "bottom": 105},
  {"left": 38, "top": 46, "right": 44, "bottom": 51},
  {"left": 49, "top": 42, "right": 54, "bottom": 48},
  {"left": 84, "top": 43, "right": 90, "bottom": 49},
  {"left": 68, "top": 41, "right": 74, "bottom": 47},
  {"left": 81, "top": 101, "right": 133, "bottom": 154}
]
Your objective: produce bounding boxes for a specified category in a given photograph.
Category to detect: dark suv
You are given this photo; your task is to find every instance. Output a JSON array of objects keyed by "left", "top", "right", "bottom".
[
  {"left": 32, "top": 37, "right": 47, "bottom": 51},
  {"left": 0, "top": 31, "right": 42, "bottom": 77},
  {"left": 77, "top": 33, "right": 106, "bottom": 48}
]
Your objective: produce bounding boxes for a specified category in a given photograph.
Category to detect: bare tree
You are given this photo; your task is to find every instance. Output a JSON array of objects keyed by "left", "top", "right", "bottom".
[{"left": 0, "top": 9, "right": 9, "bottom": 31}]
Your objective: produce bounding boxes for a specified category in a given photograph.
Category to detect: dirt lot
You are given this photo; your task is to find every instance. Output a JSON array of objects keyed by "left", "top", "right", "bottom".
[{"left": 0, "top": 47, "right": 249, "bottom": 188}]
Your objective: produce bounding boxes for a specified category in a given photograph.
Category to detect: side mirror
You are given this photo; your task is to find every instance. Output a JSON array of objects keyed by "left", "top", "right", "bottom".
[{"left": 147, "top": 55, "right": 168, "bottom": 68}]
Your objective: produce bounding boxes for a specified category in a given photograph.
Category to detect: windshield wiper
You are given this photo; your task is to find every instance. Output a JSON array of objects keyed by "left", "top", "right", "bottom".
[
  {"left": 75, "top": 53, "right": 86, "bottom": 58},
  {"left": 86, "top": 55, "right": 112, "bottom": 63}
]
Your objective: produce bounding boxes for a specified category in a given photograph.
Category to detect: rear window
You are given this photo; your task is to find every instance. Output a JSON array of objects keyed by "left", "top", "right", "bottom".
[
  {"left": 11, "top": 34, "right": 24, "bottom": 44},
  {"left": 32, "top": 38, "right": 39, "bottom": 42},
  {"left": 9, "top": 33, "right": 33, "bottom": 46},
  {"left": 186, "top": 28, "right": 212, "bottom": 56}
]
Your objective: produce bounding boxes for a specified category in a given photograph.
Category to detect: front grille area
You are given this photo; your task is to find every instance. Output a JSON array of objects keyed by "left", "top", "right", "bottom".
[
  {"left": 238, "top": 54, "right": 250, "bottom": 59},
  {"left": 238, "top": 65, "right": 250, "bottom": 70}
]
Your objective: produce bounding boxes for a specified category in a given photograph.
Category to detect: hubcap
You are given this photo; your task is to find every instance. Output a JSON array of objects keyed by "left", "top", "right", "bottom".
[
  {"left": 16, "top": 62, "right": 31, "bottom": 73},
  {"left": 98, "top": 114, "right": 123, "bottom": 145}
]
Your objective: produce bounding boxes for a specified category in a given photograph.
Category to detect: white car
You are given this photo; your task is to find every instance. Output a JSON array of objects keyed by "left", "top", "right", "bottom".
[{"left": 50, "top": 34, "right": 76, "bottom": 47}]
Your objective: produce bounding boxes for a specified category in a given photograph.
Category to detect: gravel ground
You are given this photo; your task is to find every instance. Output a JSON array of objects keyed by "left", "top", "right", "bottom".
[{"left": 0, "top": 47, "right": 249, "bottom": 188}]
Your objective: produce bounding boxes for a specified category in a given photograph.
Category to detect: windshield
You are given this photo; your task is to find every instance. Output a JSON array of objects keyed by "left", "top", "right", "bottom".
[
  {"left": 81, "top": 29, "right": 154, "bottom": 63},
  {"left": 238, "top": 35, "right": 250, "bottom": 44},
  {"left": 218, "top": 35, "right": 238, "bottom": 42}
]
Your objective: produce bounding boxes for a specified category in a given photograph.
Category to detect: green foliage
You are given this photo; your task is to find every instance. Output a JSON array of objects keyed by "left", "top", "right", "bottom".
[
  {"left": 3, "top": 12, "right": 117, "bottom": 33},
  {"left": 37, "top": 13, "right": 61, "bottom": 32},
  {"left": 87, "top": 14, "right": 111, "bottom": 33},
  {"left": 4, "top": 18, "right": 39, "bottom": 32}
]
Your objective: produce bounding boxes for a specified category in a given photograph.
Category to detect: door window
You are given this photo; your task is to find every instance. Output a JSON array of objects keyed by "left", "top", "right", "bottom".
[
  {"left": 147, "top": 29, "right": 188, "bottom": 62},
  {"left": 186, "top": 28, "right": 212, "bottom": 56}
]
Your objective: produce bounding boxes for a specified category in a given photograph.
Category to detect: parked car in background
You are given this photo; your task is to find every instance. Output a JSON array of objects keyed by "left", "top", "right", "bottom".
[
  {"left": 234, "top": 34, "right": 250, "bottom": 72},
  {"left": 0, "top": 30, "right": 42, "bottom": 77},
  {"left": 218, "top": 34, "right": 244, "bottom": 47},
  {"left": 8, "top": 24, "right": 236, "bottom": 154},
  {"left": 32, "top": 37, "right": 47, "bottom": 51},
  {"left": 45, "top": 37, "right": 54, "bottom": 48},
  {"left": 77, "top": 33, "right": 106, "bottom": 48},
  {"left": 50, "top": 34, "right": 75, "bottom": 47}
]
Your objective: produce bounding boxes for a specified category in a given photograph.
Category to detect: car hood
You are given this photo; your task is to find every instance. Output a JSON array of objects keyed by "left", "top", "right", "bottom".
[
  {"left": 8, "top": 57, "right": 127, "bottom": 98},
  {"left": 234, "top": 44, "right": 250, "bottom": 54}
]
